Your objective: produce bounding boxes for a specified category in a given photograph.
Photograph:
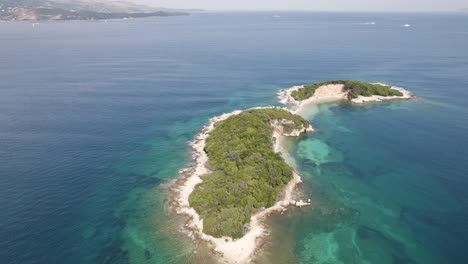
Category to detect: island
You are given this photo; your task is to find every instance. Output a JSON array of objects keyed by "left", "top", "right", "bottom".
[
  {"left": 189, "top": 108, "right": 312, "bottom": 239},
  {"left": 171, "top": 80, "right": 414, "bottom": 263},
  {"left": 280, "top": 80, "right": 413, "bottom": 106}
]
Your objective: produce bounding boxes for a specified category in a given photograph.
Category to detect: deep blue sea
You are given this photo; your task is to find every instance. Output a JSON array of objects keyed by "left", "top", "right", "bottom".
[{"left": 1, "top": 12, "right": 467, "bottom": 264}]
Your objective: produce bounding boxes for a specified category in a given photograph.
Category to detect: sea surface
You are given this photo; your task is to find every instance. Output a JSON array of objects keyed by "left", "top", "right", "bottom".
[{"left": 1, "top": 12, "right": 467, "bottom": 264}]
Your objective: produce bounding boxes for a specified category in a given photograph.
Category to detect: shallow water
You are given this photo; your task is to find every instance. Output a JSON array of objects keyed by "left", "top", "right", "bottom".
[{"left": 1, "top": 12, "right": 467, "bottom": 264}]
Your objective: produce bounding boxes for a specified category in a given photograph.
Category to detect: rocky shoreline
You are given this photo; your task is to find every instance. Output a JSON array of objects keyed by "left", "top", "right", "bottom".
[{"left": 168, "top": 107, "right": 313, "bottom": 264}]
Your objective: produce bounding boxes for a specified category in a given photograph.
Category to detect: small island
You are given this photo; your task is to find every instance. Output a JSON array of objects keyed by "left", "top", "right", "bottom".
[
  {"left": 172, "top": 80, "right": 414, "bottom": 263},
  {"left": 172, "top": 107, "right": 312, "bottom": 263},
  {"left": 189, "top": 108, "right": 311, "bottom": 238},
  {"left": 281, "top": 80, "right": 413, "bottom": 106},
  {"left": 0, "top": 0, "right": 189, "bottom": 21}
]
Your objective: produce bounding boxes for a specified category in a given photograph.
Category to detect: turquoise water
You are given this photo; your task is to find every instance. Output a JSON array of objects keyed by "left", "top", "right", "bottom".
[
  {"left": 265, "top": 99, "right": 467, "bottom": 263},
  {"left": 1, "top": 12, "right": 467, "bottom": 263}
]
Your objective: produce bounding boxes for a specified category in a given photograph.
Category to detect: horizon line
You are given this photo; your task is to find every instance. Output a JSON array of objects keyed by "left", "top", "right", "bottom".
[{"left": 191, "top": 9, "right": 467, "bottom": 13}]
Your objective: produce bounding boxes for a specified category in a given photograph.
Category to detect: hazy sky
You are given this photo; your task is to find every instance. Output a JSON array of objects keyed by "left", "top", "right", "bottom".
[{"left": 131, "top": 0, "right": 465, "bottom": 11}]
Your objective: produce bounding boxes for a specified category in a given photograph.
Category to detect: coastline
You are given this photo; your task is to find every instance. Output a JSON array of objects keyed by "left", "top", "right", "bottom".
[
  {"left": 351, "top": 83, "right": 414, "bottom": 104},
  {"left": 169, "top": 107, "right": 312, "bottom": 264},
  {"left": 278, "top": 83, "right": 415, "bottom": 115},
  {"left": 169, "top": 82, "right": 414, "bottom": 263}
]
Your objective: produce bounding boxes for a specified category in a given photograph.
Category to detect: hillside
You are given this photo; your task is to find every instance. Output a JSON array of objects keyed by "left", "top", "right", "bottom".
[{"left": 0, "top": 0, "right": 189, "bottom": 21}]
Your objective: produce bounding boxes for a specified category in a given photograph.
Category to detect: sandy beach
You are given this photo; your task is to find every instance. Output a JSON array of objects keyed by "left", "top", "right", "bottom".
[
  {"left": 278, "top": 82, "right": 414, "bottom": 114},
  {"left": 169, "top": 107, "right": 312, "bottom": 264},
  {"left": 351, "top": 84, "right": 414, "bottom": 104}
]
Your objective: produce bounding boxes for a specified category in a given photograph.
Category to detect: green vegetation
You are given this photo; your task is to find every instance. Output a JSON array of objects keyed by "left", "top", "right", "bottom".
[
  {"left": 189, "top": 108, "right": 309, "bottom": 238},
  {"left": 290, "top": 80, "right": 347, "bottom": 101},
  {"left": 290, "top": 80, "right": 403, "bottom": 101},
  {"left": 345, "top": 81, "right": 403, "bottom": 99}
]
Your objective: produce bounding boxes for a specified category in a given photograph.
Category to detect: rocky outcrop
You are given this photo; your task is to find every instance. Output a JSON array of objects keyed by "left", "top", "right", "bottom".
[{"left": 271, "top": 119, "right": 314, "bottom": 137}]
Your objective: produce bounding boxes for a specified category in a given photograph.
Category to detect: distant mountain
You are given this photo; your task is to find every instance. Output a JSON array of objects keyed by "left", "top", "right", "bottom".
[
  {"left": 0, "top": 0, "right": 190, "bottom": 21},
  {"left": 44, "top": 0, "right": 187, "bottom": 13}
]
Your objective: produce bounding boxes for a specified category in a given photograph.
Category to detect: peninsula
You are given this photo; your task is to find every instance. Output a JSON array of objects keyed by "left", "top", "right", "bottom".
[
  {"left": 0, "top": 0, "right": 189, "bottom": 21},
  {"left": 280, "top": 80, "right": 413, "bottom": 106},
  {"left": 171, "top": 80, "right": 414, "bottom": 263}
]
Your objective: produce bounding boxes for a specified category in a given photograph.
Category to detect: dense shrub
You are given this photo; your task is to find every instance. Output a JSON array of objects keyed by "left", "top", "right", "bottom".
[
  {"left": 345, "top": 80, "right": 403, "bottom": 99},
  {"left": 189, "top": 108, "right": 309, "bottom": 238}
]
